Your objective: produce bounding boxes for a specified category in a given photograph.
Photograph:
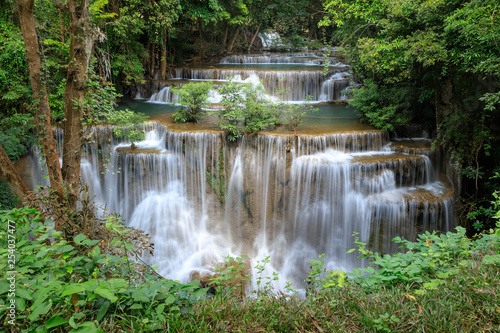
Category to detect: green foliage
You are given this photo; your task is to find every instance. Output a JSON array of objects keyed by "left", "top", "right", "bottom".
[
  {"left": 321, "top": 0, "right": 500, "bottom": 169},
  {"left": 0, "top": 180, "right": 17, "bottom": 210},
  {"left": 210, "top": 255, "right": 249, "bottom": 297},
  {"left": 217, "top": 80, "right": 287, "bottom": 140},
  {"left": 172, "top": 81, "right": 213, "bottom": 123},
  {"left": 0, "top": 207, "right": 207, "bottom": 331},
  {"left": 253, "top": 255, "right": 279, "bottom": 295},
  {"left": 350, "top": 81, "right": 414, "bottom": 131},
  {"left": 83, "top": 68, "right": 123, "bottom": 128},
  {"left": 0, "top": 112, "right": 34, "bottom": 161},
  {"left": 105, "top": 110, "right": 149, "bottom": 147},
  {"left": 0, "top": 15, "right": 31, "bottom": 112},
  {"left": 283, "top": 97, "right": 319, "bottom": 133}
]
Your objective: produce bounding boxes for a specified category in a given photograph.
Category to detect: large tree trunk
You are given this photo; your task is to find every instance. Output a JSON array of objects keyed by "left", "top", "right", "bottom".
[
  {"left": 62, "top": 0, "right": 93, "bottom": 212},
  {"left": 17, "top": 0, "right": 64, "bottom": 197},
  {"left": 160, "top": 33, "right": 167, "bottom": 79},
  {"left": 227, "top": 27, "right": 240, "bottom": 54},
  {"left": 150, "top": 43, "right": 155, "bottom": 79},
  {"left": 221, "top": 23, "right": 228, "bottom": 54},
  {"left": 0, "top": 144, "right": 32, "bottom": 202},
  {"left": 248, "top": 23, "right": 261, "bottom": 53}
]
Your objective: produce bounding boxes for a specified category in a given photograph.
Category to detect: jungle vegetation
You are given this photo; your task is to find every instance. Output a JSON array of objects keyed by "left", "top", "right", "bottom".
[{"left": 0, "top": 0, "right": 499, "bottom": 330}]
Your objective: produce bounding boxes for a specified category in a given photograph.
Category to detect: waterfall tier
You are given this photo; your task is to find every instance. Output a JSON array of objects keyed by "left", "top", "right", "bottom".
[{"left": 26, "top": 123, "right": 456, "bottom": 290}]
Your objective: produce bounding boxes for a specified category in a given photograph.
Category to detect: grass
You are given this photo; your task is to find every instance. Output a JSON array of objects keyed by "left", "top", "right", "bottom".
[
  {"left": 1, "top": 206, "right": 498, "bottom": 332},
  {"left": 186, "top": 254, "right": 499, "bottom": 332}
]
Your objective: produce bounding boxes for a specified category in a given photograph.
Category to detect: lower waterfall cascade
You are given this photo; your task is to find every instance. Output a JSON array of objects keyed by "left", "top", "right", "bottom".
[{"left": 26, "top": 121, "right": 456, "bottom": 291}]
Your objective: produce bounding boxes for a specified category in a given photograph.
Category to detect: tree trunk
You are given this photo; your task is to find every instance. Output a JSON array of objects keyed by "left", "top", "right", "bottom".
[
  {"left": 150, "top": 43, "right": 155, "bottom": 79},
  {"left": 198, "top": 17, "right": 204, "bottom": 58},
  {"left": 62, "top": 0, "right": 93, "bottom": 212},
  {"left": 227, "top": 27, "right": 240, "bottom": 54},
  {"left": 160, "top": 33, "right": 167, "bottom": 79},
  {"left": 0, "top": 144, "right": 32, "bottom": 202},
  {"left": 221, "top": 22, "right": 228, "bottom": 53},
  {"left": 17, "top": 0, "right": 64, "bottom": 197},
  {"left": 248, "top": 23, "right": 261, "bottom": 53}
]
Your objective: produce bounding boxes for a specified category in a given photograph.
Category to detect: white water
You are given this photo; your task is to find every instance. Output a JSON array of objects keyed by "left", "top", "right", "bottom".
[{"left": 30, "top": 123, "right": 455, "bottom": 291}]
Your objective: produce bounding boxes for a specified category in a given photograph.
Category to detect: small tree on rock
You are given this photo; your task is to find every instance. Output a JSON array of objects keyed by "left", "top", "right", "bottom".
[{"left": 172, "top": 81, "right": 213, "bottom": 123}]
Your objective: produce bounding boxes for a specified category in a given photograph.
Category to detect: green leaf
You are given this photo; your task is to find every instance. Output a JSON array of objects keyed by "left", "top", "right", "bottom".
[
  {"left": 45, "top": 316, "right": 69, "bottom": 329},
  {"left": 130, "top": 303, "right": 143, "bottom": 309},
  {"left": 156, "top": 303, "right": 165, "bottom": 315},
  {"left": 482, "top": 254, "right": 500, "bottom": 265},
  {"left": 61, "top": 284, "right": 85, "bottom": 297},
  {"left": 96, "top": 301, "right": 110, "bottom": 321},
  {"left": 69, "top": 321, "right": 98, "bottom": 333},
  {"left": 16, "top": 287, "right": 32, "bottom": 300},
  {"left": 73, "top": 234, "right": 86, "bottom": 244},
  {"left": 0, "top": 281, "right": 9, "bottom": 294},
  {"left": 94, "top": 286, "right": 118, "bottom": 303},
  {"left": 28, "top": 300, "right": 52, "bottom": 322},
  {"left": 165, "top": 295, "right": 176, "bottom": 305}
]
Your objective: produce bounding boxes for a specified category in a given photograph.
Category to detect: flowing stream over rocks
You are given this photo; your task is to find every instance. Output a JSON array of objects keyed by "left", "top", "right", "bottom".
[{"left": 24, "top": 52, "right": 456, "bottom": 292}]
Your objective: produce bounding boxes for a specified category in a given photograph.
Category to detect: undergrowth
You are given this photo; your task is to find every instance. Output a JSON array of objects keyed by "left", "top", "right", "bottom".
[{"left": 0, "top": 206, "right": 499, "bottom": 332}]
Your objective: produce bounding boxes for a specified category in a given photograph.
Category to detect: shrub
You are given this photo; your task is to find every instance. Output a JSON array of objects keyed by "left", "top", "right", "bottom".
[
  {"left": 0, "top": 207, "right": 207, "bottom": 331},
  {"left": 172, "top": 81, "right": 213, "bottom": 123},
  {"left": 105, "top": 109, "right": 149, "bottom": 148}
]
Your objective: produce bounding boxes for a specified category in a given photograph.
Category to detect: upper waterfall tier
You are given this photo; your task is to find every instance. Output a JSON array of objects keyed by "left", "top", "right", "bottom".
[
  {"left": 220, "top": 53, "right": 344, "bottom": 66},
  {"left": 135, "top": 51, "right": 354, "bottom": 103}
]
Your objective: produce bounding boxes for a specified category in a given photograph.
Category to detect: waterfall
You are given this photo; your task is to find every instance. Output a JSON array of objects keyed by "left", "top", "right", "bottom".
[
  {"left": 148, "top": 86, "right": 179, "bottom": 103},
  {"left": 258, "top": 31, "right": 282, "bottom": 48},
  {"left": 27, "top": 123, "right": 455, "bottom": 290},
  {"left": 220, "top": 53, "right": 339, "bottom": 66}
]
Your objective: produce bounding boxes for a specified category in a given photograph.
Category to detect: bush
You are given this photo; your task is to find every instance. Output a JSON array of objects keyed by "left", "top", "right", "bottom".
[
  {"left": 0, "top": 180, "right": 17, "bottom": 210},
  {"left": 0, "top": 207, "right": 207, "bottom": 331},
  {"left": 105, "top": 109, "right": 149, "bottom": 148},
  {"left": 217, "top": 80, "right": 283, "bottom": 141},
  {"left": 172, "top": 81, "right": 213, "bottom": 123}
]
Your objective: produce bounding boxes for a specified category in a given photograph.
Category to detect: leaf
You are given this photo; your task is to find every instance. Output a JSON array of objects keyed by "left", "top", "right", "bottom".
[
  {"left": 482, "top": 254, "right": 500, "bottom": 265},
  {"left": 28, "top": 300, "right": 52, "bottom": 322},
  {"left": 130, "top": 303, "right": 143, "bottom": 309},
  {"left": 165, "top": 295, "right": 176, "bottom": 305},
  {"left": 61, "top": 284, "right": 85, "bottom": 297},
  {"left": 96, "top": 301, "right": 110, "bottom": 321},
  {"left": 94, "top": 286, "right": 118, "bottom": 303},
  {"left": 0, "top": 281, "right": 9, "bottom": 294},
  {"left": 69, "top": 321, "right": 99, "bottom": 333},
  {"left": 156, "top": 303, "right": 165, "bottom": 316},
  {"left": 73, "top": 234, "right": 86, "bottom": 244},
  {"left": 15, "top": 287, "right": 32, "bottom": 300},
  {"left": 45, "top": 316, "right": 69, "bottom": 329}
]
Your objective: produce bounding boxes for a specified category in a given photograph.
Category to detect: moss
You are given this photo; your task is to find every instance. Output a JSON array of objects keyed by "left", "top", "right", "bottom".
[{"left": 206, "top": 147, "right": 226, "bottom": 203}]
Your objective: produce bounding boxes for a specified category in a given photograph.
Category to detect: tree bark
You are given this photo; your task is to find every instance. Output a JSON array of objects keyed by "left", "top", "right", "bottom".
[
  {"left": 0, "top": 144, "right": 32, "bottom": 202},
  {"left": 160, "top": 33, "right": 167, "bottom": 79},
  {"left": 221, "top": 22, "right": 228, "bottom": 54},
  {"left": 150, "top": 43, "right": 155, "bottom": 79},
  {"left": 248, "top": 23, "right": 261, "bottom": 53},
  {"left": 17, "top": 0, "right": 64, "bottom": 196},
  {"left": 227, "top": 27, "right": 240, "bottom": 54},
  {"left": 62, "top": 0, "right": 93, "bottom": 211}
]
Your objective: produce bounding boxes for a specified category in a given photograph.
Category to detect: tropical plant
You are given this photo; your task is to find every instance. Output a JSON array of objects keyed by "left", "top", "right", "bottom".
[
  {"left": 172, "top": 81, "right": 213, "bottom": 123},
  {"left": 105, "top": 110, "right": 149, "bottom": 148}
]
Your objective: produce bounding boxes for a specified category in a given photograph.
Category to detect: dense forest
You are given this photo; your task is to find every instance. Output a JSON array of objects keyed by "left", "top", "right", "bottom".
[{"left": 0, "top": 0, "right": 499, "bottom": 331}]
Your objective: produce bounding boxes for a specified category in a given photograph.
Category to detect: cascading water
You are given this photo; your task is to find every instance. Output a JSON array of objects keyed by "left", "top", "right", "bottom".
[
  {"left": 28, "top": 122, "right": 455, "bottom": 290},
  {"left": 135, "top": 51, "right": 356, "bottom": 103},
  {"left": 25, "top": 51, "right": 457, "bottom": 293}
]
